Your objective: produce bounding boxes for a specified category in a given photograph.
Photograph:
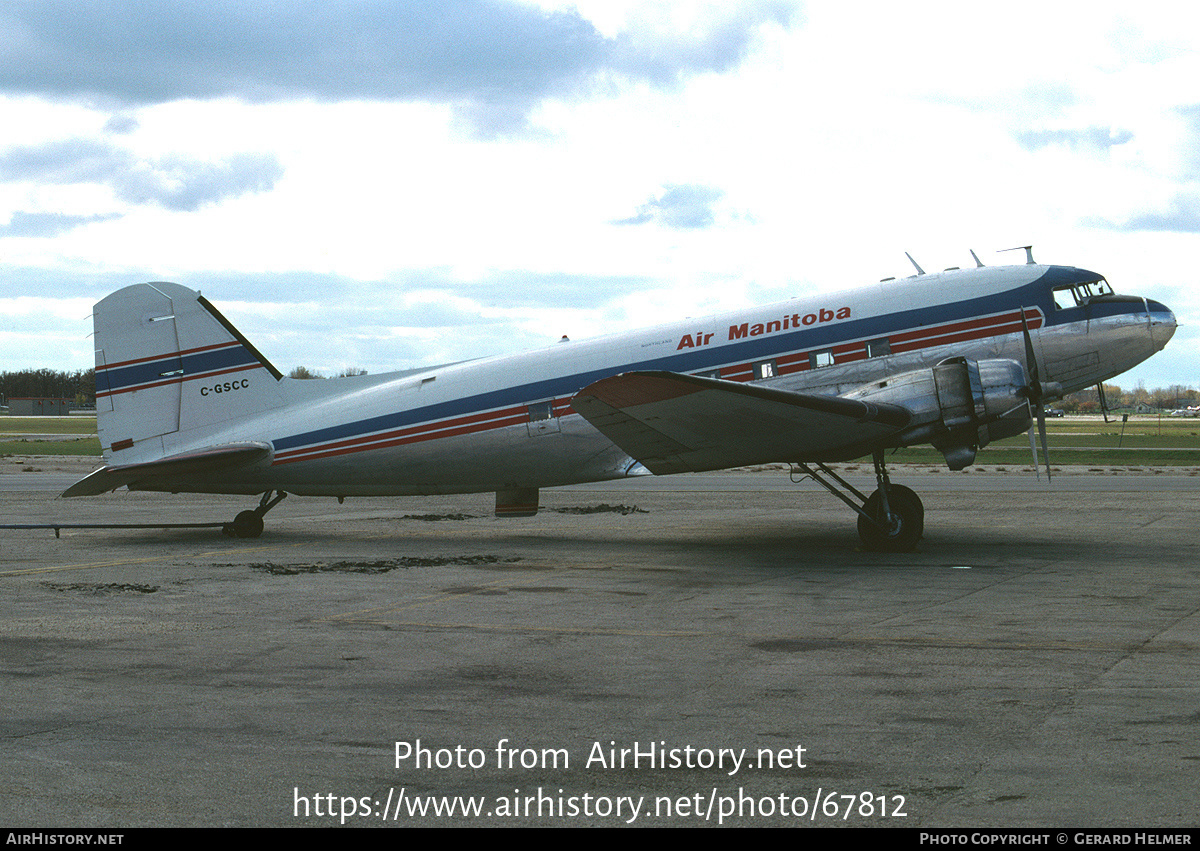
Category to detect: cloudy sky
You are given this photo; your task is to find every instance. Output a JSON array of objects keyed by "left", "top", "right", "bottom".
[{"left": 1, "top": 1, "right": 1197, "bottom": 390}]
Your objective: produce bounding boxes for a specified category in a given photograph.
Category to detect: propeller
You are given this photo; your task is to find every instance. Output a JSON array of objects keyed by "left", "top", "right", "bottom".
[{"left": 1019, "top": 311, "right": 1060, "bottom": 480}]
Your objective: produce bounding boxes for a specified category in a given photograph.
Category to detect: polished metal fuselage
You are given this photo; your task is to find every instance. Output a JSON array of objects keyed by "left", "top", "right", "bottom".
[{"left": 134, "top": 264, "right": 1175, "bottom": 496}]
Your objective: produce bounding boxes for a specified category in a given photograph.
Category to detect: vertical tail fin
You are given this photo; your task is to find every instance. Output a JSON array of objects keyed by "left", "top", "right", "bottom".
[{"left": 93, "top": 282, "right": 283, "bottom": 461}]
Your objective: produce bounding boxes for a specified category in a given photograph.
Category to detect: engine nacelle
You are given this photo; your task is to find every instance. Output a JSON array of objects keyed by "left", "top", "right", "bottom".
[{"left": 842, "top": 358, "right": 1032, "bottom": 469}]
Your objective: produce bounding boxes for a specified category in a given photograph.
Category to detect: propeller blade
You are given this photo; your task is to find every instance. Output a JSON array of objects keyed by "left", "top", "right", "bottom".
[
  {"left": 1097, "top": 382, "right": 1110, "bottom": 424},
  {"left": 1027, "top": 422, "right": 1041, "bottom": 480},
  {"left": 1037, "top": 405, "right": 1051, "bottom": 481},
  {"left": 1021, "top": 309, "right": 1051, "bottom": 480},
  {"left": 1020, "top": 310, "right": 1041, "bottom": 402}
]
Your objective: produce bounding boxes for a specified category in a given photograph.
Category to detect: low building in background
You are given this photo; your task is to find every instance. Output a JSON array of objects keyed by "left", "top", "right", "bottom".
[{"left": 7, "top": 397, "right": 72, "bottom": 416}]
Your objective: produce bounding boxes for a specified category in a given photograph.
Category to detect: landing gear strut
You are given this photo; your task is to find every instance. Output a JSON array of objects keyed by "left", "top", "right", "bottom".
[
  {"left": 223, "top": 490, "right": 287, "bottom": 539},
  {"left": 795, "top": 451, "right": 924, "bottom": 552}
]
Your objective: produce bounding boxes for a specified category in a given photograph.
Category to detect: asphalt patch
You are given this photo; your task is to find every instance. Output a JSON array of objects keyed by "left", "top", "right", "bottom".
[
  {"left": 41, "top": 582, "right": 159, "bottom": 595},
  {"left": 247, "top": 555, "right": 522, "bottom": 575},
  {"left": 548, "top": 504, "right": 648, "bottom": 515},
  {"left": 399, "top": 513, "right": 479, "bottom": 521}
]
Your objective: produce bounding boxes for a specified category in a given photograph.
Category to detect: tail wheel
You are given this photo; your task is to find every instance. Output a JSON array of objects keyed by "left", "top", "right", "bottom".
[
  {"left": 222, "top": 491, "right": 285, "bottom": 538},
  {"left": 230, "top": 510, "right": 264, "bottom": 539},
  {"left": 857, "top": 486, "right": 923, "bottom": 552}
]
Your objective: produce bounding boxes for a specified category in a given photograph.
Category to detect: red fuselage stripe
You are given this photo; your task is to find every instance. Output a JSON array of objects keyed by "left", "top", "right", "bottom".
[{"left": 270, "top": 307, "right": 1043, "bottom": 466}]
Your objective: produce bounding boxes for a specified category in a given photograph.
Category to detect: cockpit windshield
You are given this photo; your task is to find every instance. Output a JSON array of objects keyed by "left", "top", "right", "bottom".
[{"left": 1052, "top": 278, "right": 1114, "bottom": 310}]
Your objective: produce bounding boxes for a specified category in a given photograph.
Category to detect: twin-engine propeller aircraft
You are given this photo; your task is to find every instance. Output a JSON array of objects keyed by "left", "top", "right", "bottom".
[{"left": 64, "top": 248, "right": 1175, "bottom": 551}]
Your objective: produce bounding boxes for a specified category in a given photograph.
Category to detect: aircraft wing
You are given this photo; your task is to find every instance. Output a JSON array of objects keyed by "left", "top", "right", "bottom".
[
  {"left": 570, "top": 371, "right": 912, "bottom": 474},
  {"left": 61, "top": 442, "right": 271, "bottom": 497}
]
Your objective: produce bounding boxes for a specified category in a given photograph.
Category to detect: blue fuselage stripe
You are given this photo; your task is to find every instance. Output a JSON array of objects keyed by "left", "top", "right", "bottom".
[{"left": 276, "top": 272, "right": 1144, "bottom": 455}]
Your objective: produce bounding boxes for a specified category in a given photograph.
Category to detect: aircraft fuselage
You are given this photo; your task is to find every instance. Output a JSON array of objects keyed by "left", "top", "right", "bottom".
[{"left": 107, "top": 262, "right": 1172, "bottom": 498}]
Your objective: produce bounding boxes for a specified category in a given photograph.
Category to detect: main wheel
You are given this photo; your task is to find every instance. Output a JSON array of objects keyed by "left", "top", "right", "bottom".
[
  {"left": 886, "top": 485, "right": 924, "bottom": 539},
  {"left": 231, "top": 509, "right": 264, "bottom": 539},
  {"left": 857, "top": 487, "right": 923, "bottom": 552}
]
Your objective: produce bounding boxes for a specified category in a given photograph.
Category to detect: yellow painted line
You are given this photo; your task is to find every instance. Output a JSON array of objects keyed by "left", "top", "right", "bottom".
[
  {"left": 328, "top": 618, "right": 707, "bottom": 638},
  {"left": 320, "top": 577, "right": 519, "bottom": 621},
  {"left": 834, "top": 634, "right": 1190, "bottom": 653},
  {"left": 343, "top": 623, "right": 1189, "bottom": 651},
  {"left": 0, "top": 541, "right": 309, "bottom": 577},
  {"left": 1, "top": 554, "right": 187, "bottom": 577},
  {"left": 324, "top": 607, "right": 1185, "bottom": 650}
]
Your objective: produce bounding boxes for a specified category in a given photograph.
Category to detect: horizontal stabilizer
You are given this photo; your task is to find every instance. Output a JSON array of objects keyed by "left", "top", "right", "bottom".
[
  {"left": 571, "top": 371, "right": 911, "bottom": 474},
  {"left": 61, "top": 442, "right": 271, "bottom": 498}
]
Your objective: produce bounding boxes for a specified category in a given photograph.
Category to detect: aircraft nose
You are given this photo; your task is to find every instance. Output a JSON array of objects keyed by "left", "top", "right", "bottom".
[{"left": 1147, "top": 298, "right": 1176, "bottom": 349}]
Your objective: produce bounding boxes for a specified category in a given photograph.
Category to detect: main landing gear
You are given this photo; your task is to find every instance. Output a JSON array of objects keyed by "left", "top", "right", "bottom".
[
  {"left": 794, "top": 450, "right": 924, "bottom": 552},
  {"left": 223, "top": 490, "right": 287, "bottom": 539}
]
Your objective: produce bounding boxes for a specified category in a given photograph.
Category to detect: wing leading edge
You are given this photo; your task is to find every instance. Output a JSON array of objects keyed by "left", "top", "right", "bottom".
[{"left": 570, "top": 371, "right": 912, "bottom": 475}]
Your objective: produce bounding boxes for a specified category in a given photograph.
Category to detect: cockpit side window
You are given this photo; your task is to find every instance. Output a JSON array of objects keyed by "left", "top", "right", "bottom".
[
  {"left": 1052, "top": 279, "right": 1114, "bottom": 309},
  {"left": 1052, "top": 286, "right": 1076, "bottom": 310}
]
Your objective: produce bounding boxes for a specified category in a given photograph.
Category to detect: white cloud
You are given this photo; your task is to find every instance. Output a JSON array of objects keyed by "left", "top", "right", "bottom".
[
  {"left": 0, "top": 138, "right": 284, "bottom": 211},
  {"left": 0, "top": 2, "right": 1195, "bottom": 392},
  {"left": 612, "top": 184, "right": 725, "bottom": 228},
  {"left": 0, "top": 0, "right": 797, "bottom": 135},
  {"left": 0, "top": 211, "right": 121, "bottom": 237}
]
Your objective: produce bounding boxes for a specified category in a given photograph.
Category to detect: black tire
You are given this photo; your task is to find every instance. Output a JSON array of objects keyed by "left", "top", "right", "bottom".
[
  {"left": 232, "top": 510, "right": 264, "bottom": 539},
  {"left": 857, "top": 487, "right": 923, "bottom": 552},
  {"left": 887, "top": 485, "right": 924, "bottom": 539}
]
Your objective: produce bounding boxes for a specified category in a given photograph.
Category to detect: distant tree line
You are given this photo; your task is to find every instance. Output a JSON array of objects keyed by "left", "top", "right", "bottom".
[
  {"left": 1, "top": 369, "right": 95, "bottom": 407},
  {"left": 1059, "top": 383, "right": 1196, "bottom": 413},
  {"left": 287, "top": 366, "right": 368, "bottom": 379}
]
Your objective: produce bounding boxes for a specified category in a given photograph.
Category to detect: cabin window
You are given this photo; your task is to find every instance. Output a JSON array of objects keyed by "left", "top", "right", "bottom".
[
  {"left": 695, "top": 368, "right": 722, "bottom": 379},
  {"left": 866, "top": 338, "right": 891, "bottom": 358},
  {"left": 752, "top": 360, "right": 777, "bottom": 379},
  {"left": 527, "top": 401, "right": 553, "bottom": 422},
  {"left": 810, "top": 350, "right": 834, "bottom": 369},
  {"left": 1051, "top": 287, "right": 1074, "bottom": 310}
]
